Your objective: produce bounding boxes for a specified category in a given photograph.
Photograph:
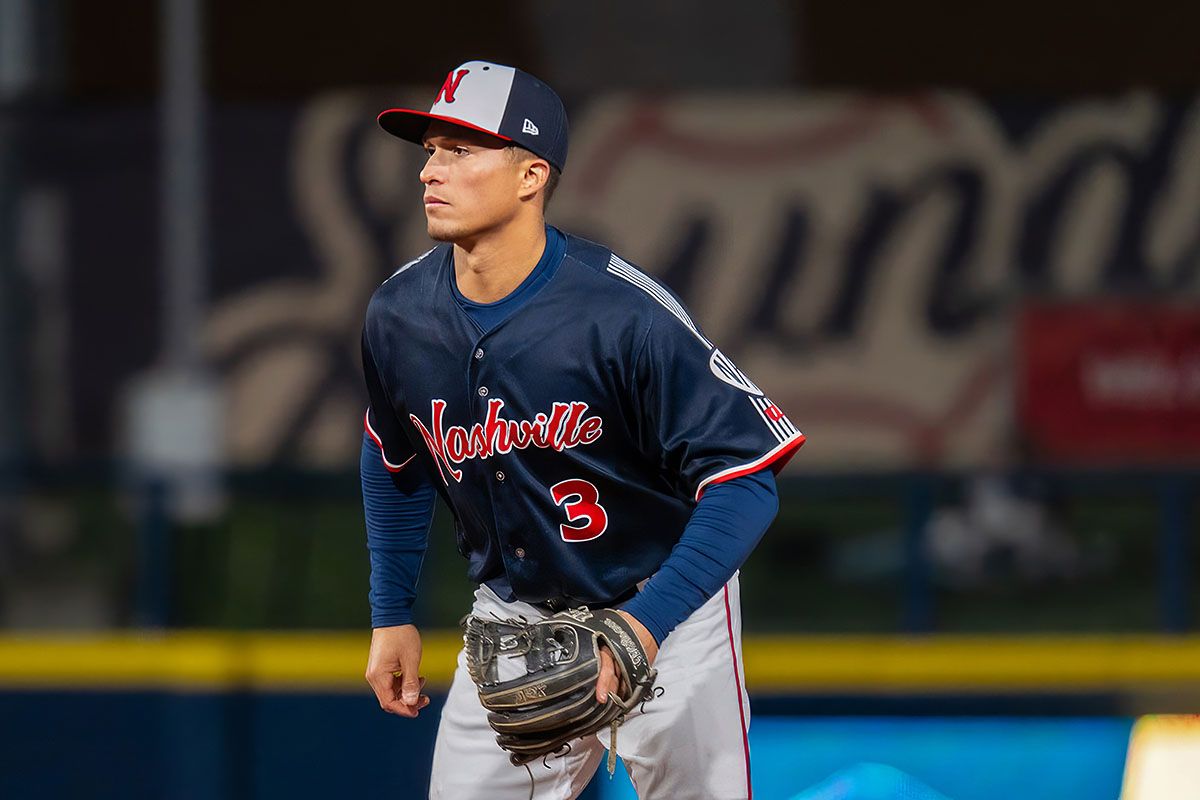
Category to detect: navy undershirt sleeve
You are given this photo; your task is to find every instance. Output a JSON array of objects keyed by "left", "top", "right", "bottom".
[
  {"left": 361, "top": 432, "right": 436, "bottom": 627},
  {"left": 620, "top": 468, "right": 779, "bottom": 645}
]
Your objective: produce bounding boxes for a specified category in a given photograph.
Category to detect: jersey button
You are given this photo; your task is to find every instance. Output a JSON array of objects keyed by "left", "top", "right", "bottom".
[
  {"left": 478, "top": 386, "right": 488, "bottom": 397},
  {"left": 474, "top": 348, "right": 484, "bottom": 360},
  {"left": 514, "top": 547, "right": 526, "bottom": 559},
  {"left": 495, "top": 471, "right": 506, "bottom": 482}
]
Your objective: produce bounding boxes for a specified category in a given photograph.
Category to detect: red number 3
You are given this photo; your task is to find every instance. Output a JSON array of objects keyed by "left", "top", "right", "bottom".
[{"left": 549, "top": 479, "right": 609, "bottom": 542}]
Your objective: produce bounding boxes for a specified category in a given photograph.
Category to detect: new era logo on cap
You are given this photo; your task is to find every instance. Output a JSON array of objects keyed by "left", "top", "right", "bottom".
[{"left": 377, "top": 60, "right": 568, "bottom": 171}]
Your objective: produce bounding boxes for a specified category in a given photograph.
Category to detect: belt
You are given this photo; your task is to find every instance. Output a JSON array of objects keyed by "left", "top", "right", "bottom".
[{"left": 533, "top": 586, "right": 637, "bottom": 614}]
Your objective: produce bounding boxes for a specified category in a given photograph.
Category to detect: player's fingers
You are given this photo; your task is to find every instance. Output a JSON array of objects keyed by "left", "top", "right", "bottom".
[
  {"left": 414, "top": 678, "right": 430, "bottom": 711},
  {"left": 382, "top": 676, "right": 429, "bottom": 717},
  {"left": 383, "top": 697, "right": 419, "bottom": 717},
  {"left": 596, "top": 647, "right": 617, "bottom": 704},
  {"left": 378, "top": 685, "right": 422, "bottom": 717},
  {"left": 365, "top": 669, "right": 396, "bottom": 709},
  {"left": 397, "top": 652, "right": 423, "bottom": 705},
  {"left": 390, "top": 693, "right": 432, "bottom": 717}
]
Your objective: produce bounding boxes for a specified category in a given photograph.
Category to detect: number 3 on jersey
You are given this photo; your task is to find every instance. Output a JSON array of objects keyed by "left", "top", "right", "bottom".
[{"left": 549, "top": 479, "right": 609, "bottom": 542}]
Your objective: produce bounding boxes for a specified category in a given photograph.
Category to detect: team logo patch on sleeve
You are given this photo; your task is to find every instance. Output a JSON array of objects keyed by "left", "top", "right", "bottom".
[{"left": 709, "top": 349, "right": 762, "bottom": 395}]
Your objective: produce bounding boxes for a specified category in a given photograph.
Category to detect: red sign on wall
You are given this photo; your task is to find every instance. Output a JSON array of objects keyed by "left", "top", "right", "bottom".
[{"left": 1018, "top": 303, "right": 1200, "bottom": 463}]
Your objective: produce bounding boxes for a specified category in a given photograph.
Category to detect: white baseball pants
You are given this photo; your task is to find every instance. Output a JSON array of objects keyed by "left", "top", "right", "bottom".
[{"left": 428, "top": 573, "right": 753, "bottom": 799}]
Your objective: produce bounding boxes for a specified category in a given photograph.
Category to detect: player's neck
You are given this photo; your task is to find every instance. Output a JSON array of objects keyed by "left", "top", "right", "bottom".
[{"left": 452, "top": 214, "right": 547, "bottom": 304}]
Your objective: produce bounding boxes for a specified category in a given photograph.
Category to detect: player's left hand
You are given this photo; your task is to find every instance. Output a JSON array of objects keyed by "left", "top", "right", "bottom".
[{"left": 596, "top": 610, "right": 658, "bottom": 704}]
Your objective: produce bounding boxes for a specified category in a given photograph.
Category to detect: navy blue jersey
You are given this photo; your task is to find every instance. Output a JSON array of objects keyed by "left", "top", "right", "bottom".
[{"left": 361, "top": 234, "right": 804, "bottom": 607}]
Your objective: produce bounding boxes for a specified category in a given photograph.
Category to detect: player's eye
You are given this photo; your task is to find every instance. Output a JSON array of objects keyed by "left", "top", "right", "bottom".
[{"left": 453, "top": 146, "right": 470, "bottom": 156}]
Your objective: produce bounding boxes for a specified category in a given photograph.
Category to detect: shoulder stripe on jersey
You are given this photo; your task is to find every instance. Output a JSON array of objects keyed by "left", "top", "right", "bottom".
[
  {"left": 608, "top": 255, "right": 707, "bottom": 345},
  {"left": 383, "top": 248, "right": 435, "bottom": 284},
  {"left": 607, "top": 256, "right": 692, "bottom": 326},
  {"left": 606, "top": 255, "right": 712, "bottom": 348}
]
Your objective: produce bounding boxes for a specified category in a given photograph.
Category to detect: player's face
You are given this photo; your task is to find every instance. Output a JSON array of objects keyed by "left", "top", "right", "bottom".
[{"left": 419, "top": 121, "right": 527, "bottom": 243}]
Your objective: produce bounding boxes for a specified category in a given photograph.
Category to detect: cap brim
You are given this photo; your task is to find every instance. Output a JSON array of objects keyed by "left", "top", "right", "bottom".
[{"left": 376, "top": 108, "right": 515, "bottom": 145}]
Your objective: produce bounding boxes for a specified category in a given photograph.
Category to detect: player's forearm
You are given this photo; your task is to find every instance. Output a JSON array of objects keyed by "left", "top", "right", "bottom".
[
  {"left": 369, "top": 549, "right": 425, "bottom": 627},
  {"left": 361, "top": 433, "right": 436, "bottom": 627},
  {"left": 620, "top": 469, "right": 778, "bottom": 644}
]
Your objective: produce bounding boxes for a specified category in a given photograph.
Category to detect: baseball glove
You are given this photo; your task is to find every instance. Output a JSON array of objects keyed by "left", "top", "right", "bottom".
[{"left": 462, "top": 607, "right": 658, "bottom": 773}]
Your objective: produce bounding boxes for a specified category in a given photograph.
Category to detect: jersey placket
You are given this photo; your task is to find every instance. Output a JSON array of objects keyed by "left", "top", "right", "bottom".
[{"left": 466, "top": 333, "right": 534, "bottom": 587}]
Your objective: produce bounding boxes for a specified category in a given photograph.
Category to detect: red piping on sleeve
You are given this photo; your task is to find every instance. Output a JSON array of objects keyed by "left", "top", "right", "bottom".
[
  {"left": 694, "top": 433, "right": 805, "bottom": 501},
  {"left": 363, "top": 409, "right": 414, "bottom": 473}
]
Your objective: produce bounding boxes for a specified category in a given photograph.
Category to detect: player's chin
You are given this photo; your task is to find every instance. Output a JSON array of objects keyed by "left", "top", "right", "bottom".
[
  {"left": 425, "top": 219, "right": 457, "bottom": 243},
  {"left": 425, "top": 215, "right": 467, "bottom": 243},
  {"left": 426, "top": 215, "right": 486, "bottom": 244}
]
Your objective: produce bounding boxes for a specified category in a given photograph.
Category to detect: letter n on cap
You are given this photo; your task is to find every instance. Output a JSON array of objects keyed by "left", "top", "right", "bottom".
[{"left": 437, "top": 69, "right": 469, "bottom": 104}]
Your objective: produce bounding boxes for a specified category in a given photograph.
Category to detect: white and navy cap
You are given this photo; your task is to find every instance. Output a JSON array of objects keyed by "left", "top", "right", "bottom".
[{"left": 378, "top": 60, "right": 569, "bottom": 172}]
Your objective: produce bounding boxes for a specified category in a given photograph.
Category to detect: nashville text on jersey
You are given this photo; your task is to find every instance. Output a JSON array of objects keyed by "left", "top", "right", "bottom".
[{"left": 410, "top": 398, "right": 604, "bottom": 484}]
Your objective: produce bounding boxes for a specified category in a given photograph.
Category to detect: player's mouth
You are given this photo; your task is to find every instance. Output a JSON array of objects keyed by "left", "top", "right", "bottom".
[{"left": 424, "top": 196, "right": 449, "bottom": 207}]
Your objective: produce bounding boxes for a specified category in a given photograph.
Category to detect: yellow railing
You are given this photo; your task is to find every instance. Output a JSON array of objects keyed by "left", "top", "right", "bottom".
[{"left": 3, "top": 633, "right": 1200, "bottom": 692}]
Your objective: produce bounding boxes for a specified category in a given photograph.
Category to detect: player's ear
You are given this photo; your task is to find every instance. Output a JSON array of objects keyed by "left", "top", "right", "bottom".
[{"left": 518, "top": 158, "right": 551, "bottom": 204}]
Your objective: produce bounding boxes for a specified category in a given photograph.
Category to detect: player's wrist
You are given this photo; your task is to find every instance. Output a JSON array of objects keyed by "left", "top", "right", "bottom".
[
  {"left": 371, "top": 610, "right": 415, "bottom": 628},
  {"left": 615, "top": 606, "right": 665, "bottom": 652}
]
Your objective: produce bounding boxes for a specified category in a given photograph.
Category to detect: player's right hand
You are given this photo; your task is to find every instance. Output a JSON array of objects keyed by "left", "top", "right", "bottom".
[{"left": 365, "top": 624, "right": 431, "bottom": 718}]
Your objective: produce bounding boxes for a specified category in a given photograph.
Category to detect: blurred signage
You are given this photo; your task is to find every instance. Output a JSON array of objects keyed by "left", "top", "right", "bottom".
[{"left": 1019, "top": 303, "right": 1200, "bottom": 463}]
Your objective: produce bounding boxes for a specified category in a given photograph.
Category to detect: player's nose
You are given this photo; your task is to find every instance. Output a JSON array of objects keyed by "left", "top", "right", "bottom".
[{"left": 419, "top": 152, "right": 445, "bottom": 185}]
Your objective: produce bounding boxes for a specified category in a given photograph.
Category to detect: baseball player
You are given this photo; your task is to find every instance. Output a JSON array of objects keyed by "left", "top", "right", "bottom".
[{"left": 361, "top": 60, "right": 804, "bottom": 799}]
